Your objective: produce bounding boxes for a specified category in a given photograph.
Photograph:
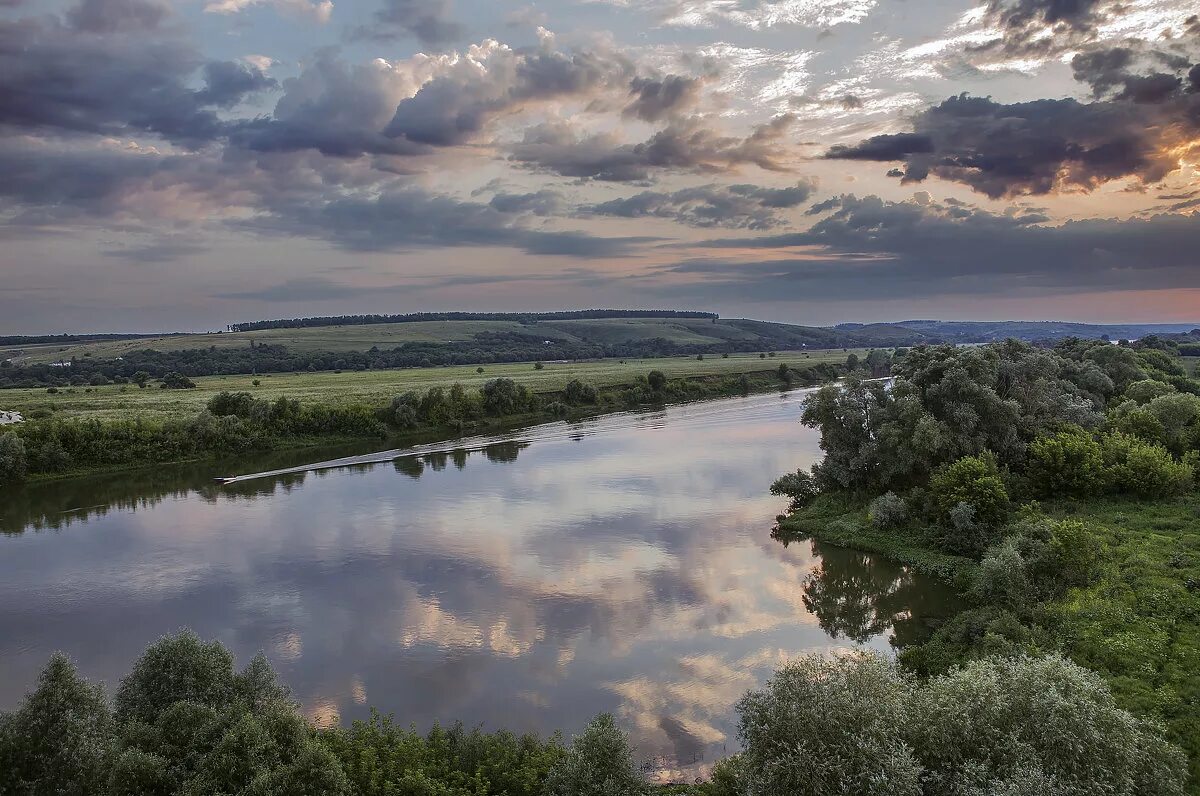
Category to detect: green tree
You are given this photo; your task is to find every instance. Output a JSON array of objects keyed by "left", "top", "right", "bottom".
[
  {"left": 1025, "top": 428, "right": 1103, "bottom": 497},
  {"left": 646, "top": 370, "right": 667, "bottom": 391},
  {"left": 544, "top": 714, "right": 644, "bottom": 796},
  {"left": 735, "top": 653, "right": 921, "bottom": 796},
  {"left": 131, "top": 371, "right": 151, "bottom": 388},
  {"left": 929, "top": 453, "right": 1009, "bottom": 531},
  {"left": 908, "top": 655, "right": 1186, "bottom": 796},
  {"left": 0, "top": 432, "right": 28, "bottom": 484},
  {"left": 1100, "top": 432, "right": 1194, "bottom": 497},
  {"left": 0, "top": 653, "right": 113, "bottom": 795}
]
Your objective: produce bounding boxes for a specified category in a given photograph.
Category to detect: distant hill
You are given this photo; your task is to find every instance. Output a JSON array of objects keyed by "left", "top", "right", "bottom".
[
  {"left": 4, "top": 313, "right": 1198, "bottom": 385},
  {"left": 854, "top": 320, "right": 1200, "bottom": 343}
]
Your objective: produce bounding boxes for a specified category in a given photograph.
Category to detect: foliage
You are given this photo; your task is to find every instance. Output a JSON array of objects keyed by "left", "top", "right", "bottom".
[
  {"left": 1100, "top": 432, "right": 1194, "bottom": 498},
  {"left": 735, "top": 652, "right": 921, "bottom": 796},
  {"left": 0, "top": 653, "right": 113, "bottom": 795},
  {"left": 0, "top": 431, "right": 28, "bottom": 484},
  {"left": 769, "top": 468, "right": 819, "bottom": 508},
  {"left": 1025, "top": 427, "right": 1104, "bottom": 498},
  {"left": 543, "top": 714, "right": 645, "bottom": 796},
  {"left": 562, "top": 379, "right": 599, "bottom": 405},
  {"left": 324, "top": 712, "right": 565, "bottom": 796},
  {"left": 868, "top": 491, "right": 907, "bottom": 528},
  {"left": 929, "top": 453, "right": 1009, "bottom": 553},
  {"left": 160, "top": 372, "right": 196, "bottom": 389},
  {"left": 647, "top": 370, "right": 667, "bottom": 391}
]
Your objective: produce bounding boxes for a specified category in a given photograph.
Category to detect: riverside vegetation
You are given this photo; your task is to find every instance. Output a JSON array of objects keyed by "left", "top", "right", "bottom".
[
  {"left": 2, "top": 631, "right": 1186, "bottom": 795},
  {"left": 0, "top": 359, "right": 846, "bottom": 482},
  {"left": 772, "top": 337, "right": 1200, "bottom": 791}
]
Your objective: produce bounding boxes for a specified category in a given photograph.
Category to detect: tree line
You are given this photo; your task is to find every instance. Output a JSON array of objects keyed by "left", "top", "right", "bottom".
[{"left": 227, "top": 309, "right": 719, "bottom": 332}]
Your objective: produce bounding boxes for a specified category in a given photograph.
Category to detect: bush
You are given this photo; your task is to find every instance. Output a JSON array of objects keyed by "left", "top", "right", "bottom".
[
  {"left": 930, "top": 453, "right": 1009, "bottom": 525},
  {"left": 647, "top": 370, "right": 667, "bottom": 391},
  {"left": 975, "top": 539, "right": 1031, "bottom": 610},
  {"left": 868, "top": 491, "right": 907, "bottom": 528},
  {"left": 1025, "top": 428, "right": 1103, "bottom": 497},
  {"left": 736, "top": 653, "right": 921, "bottom": 796},
  {"left": 207, "top": 391, "right": 258, "bottom": 417},
  {"left": 1101, "top": 432, "right": 1194, "bottom": 497},
  {"left": 0, "top": 432, "right": 28, "bottom": 484},
  {"left": 543, "top": 714, "right": 644, "bottom": 796},
  {"left": 770, "top": 468, "right": 819, "bottom": 508},
  {"left": 907, "top": 655, "right": 1187, "bottom": 796},
  {"left": 562, "top": 379, "right": 598, "bottom": 405},
  {"left": 160, "top": 372, "right": 196, "bottom": 389}
]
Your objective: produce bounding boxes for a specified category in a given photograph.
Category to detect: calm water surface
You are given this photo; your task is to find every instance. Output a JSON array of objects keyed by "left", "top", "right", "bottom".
[{"left": 0, "top": 390, "right": 954, "bottom": 777}]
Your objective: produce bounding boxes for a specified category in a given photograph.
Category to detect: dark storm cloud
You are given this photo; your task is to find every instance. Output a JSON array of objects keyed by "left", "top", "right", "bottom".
[
  {"left": 624, "top": 75, "right": 704, "bottom": 122},
  {"left": 971, "top": 0, "right": 1110, "bottom": 57},
  {"left": 65, "top": 0, "right": 168, "bottom": 32},
  {"left": 351, "top": 0, "right": 464, "bottom": 48},
  {"left": 825, "top": 79, "right": 1200, "bottom": 197},
  {"left": 511, "top": 114, "right": 795, "bottom": 182},
  {"left": 237, "top": 44, "right": 637, "bottom": 157},
  {"left": 581, "top": 180, "right": 816, "bottom": 229},
  {"left": 383, "top": 47, "right": 634, "bottom": 147},
  {"left": 0, "top": 7, "right": 272, "bottom": 145},
  {"left": 241, "top": 186, "right": 659, "bottom": 257},
  {"left": 660, "top": 194, "right": 1200, "bottom": 302},
  {"left": 196, "top": 60, "right": 278, "bottom": 108}
]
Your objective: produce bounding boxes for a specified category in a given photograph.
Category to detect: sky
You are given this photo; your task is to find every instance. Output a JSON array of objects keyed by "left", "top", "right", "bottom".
[{"left": 1, "top": 0, "right": 1199, "bottom": 333}]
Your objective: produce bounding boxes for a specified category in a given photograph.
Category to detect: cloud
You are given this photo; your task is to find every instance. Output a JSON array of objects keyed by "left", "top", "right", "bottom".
[
  {"left": 0, "top": 8, "right": 276, "bottom": 145},
  {"left": 203, "top": 0, "right": 333, "bottom": 23},
  {"left": 241, "top": 184, "right": 659, "bottom": 257},
  {"left": 511, "top": 114, "right": 796, "bottom": 182},
  {"left": 661, "top": 194, "right": 1200, "bottom": 302},
  {"left": 624, "top": 74, "right": 705, "bottom": 122},
  {"left": 65, "top": 0, "right": 168, "bottom": 32},
  {"left": 652, "top": 0, "right": 877, "bottom": 30},
  {"left": 236, "top": 40, "right": 639, "bottom": 157},
  {"left": 351, "top": 0, "right": 463, "bottom": 47},
  {"left": 825, "top": 77, "right": 1200, "bottom": 197},
  {"left": 581, "top": 180, "right": 817, "bottom": 229}
]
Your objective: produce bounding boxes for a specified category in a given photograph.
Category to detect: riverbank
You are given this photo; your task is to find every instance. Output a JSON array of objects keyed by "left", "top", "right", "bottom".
[
  {"left": 0, "top": 350, "right": 855, "bottom": 424},
  {"left": 2, "top": 363, "right": 847, "bottom": 484},
  {"left": 776, "top": 494, "right": 1200, "bottom": 790}
]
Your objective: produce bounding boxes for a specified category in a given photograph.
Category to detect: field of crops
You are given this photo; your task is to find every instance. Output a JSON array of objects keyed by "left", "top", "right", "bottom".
[{"left": 0, "top": 350, "right": 859, "bottom": 423}]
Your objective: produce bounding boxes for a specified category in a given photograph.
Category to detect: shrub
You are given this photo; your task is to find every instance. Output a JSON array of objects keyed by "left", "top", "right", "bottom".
[
  {"left": 1025, "top": 428, "right": 1103, "bottom": 497},
  {"left": 543, "top": 713, "right": 644, "bottom": 796},
  {"left": 562, "top": 379, "right": 598, "bottom": 405},
  {"left": 735, "top": 653, "right": 921, "bottom": 796},
  {"left": 160, "top": 372, "right": 196, "bottom": 389},
  {"left": 975, "top": 539, "right": 1031, "bottom": 610},
  {"left": 868, "top": 491, "right": 907, "bottom": 528},
  {"left": 0, "top": 432, "right": 28, "bottom": 484},
  {"left": 770, "top": 468, "right": 819, "bottom": 508},
  {"left": 907, "top": 655, "right": 1187, "bottom": 796},
  {"left": 207, "top": 391, "right": 258, "bottom": 417},
  {"left": 930, "top": 453, "right": 1009, "bottom": 536},
  {"left": 647, "top": 370, "right": 667, "bottom": 391},
  {"left": 1101, "top": 432, "right": 1194, "bottom": 497}
]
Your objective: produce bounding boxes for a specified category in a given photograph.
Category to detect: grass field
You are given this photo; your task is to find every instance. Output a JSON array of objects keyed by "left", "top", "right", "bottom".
[
  {"left": 0, "top": 317, "right": 846, "bottom": 365},
  {"left": 0, "top": 350, "right": 858, "bottom": 423}
]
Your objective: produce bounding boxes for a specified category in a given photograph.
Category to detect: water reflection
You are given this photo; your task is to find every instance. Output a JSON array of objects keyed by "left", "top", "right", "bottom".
[{"left": 0, "top": 391, "right": 956, "bottom": 779}]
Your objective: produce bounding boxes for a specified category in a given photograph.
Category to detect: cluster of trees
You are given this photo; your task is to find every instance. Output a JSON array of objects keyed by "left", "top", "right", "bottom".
[
  {"left": 784, "top": 340, "right": 1198, "bottom": 555},
  {"left": 0, "top": 395, "right": 386, "bottom": 483},
  {"left": 2, "top": 633, "right": 1185, "bottom": 795},
  {"left": 227, "top": 309, "right": 720, "bottom": 332}
]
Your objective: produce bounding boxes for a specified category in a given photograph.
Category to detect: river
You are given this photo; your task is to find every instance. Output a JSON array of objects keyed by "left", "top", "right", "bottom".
[{"left": 0, "top": 389, "right": 955, "bottom": 778}]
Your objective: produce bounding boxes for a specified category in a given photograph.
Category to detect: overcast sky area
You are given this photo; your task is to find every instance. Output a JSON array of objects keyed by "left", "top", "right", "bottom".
[{"left": 2, "top": 0, "right": 1199, "bottom": 332}]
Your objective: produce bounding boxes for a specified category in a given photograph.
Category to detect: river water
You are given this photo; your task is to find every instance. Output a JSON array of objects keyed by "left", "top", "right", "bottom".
[{"left": 0, "top": 389, "right": 954, "bottom": 778}]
